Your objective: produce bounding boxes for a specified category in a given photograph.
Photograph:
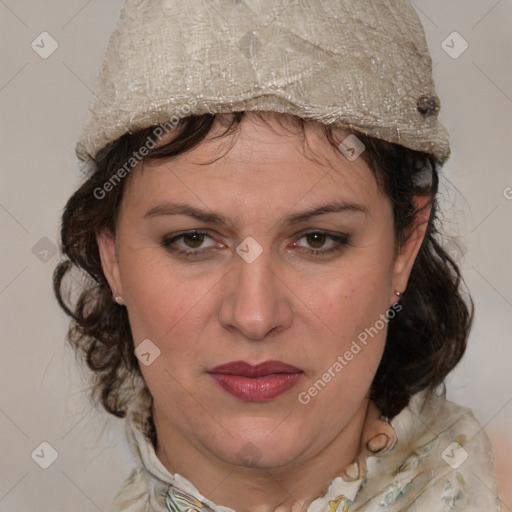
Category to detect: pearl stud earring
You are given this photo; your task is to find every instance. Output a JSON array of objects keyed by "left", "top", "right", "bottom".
[{"left": 113, "top": 293, "right": 124, "bottom": 305}]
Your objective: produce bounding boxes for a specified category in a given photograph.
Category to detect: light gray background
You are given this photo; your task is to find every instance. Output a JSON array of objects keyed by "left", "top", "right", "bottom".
[{"left": 1, "top": 1, "right": 511, "bottom": 510}]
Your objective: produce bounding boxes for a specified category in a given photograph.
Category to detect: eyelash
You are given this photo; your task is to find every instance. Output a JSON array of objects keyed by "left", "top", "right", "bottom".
[{"left": 161, "top": 230, "right": 350, "bottom": 258}]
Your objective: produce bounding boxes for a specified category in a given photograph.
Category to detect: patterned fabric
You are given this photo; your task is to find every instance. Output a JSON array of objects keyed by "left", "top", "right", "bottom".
[
  {"left": 107, "top": 385, "right": 501, "bottom": 512},
  {"left": 165, "top": 487, "right": 215, "bottom": 512}
]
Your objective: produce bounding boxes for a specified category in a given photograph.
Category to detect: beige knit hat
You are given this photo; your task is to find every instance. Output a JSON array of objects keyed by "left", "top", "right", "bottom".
[{"left": 76, "top": 0, "right": 450, "bottom": 163}]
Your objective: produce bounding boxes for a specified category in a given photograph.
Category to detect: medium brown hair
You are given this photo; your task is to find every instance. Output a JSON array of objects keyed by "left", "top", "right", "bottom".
[{"left": 54, "top": 112, "right": 473, "bottom": 427}]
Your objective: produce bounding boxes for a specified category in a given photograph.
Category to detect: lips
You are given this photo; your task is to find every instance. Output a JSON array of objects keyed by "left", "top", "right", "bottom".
[
  {"left": 210, "top": 360, "right": 302, "bottom": 377},
  {"left": 208, "top": 360, "right": 304, "bottom": 401}
]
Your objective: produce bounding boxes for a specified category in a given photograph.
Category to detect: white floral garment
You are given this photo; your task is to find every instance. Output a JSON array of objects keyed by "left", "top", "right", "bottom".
[{"left": 108, "top": 385, "right": 501, "bottom": 512}]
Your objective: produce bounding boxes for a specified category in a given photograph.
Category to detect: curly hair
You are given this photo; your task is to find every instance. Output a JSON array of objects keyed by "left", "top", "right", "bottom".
[{"left": 53, "top": 112, "right": 473, "bottom": 429}]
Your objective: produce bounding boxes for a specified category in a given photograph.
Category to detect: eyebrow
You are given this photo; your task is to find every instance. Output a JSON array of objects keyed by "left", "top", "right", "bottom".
[{"left": 143, "top": 200, "right": 368, "bottom": 226}]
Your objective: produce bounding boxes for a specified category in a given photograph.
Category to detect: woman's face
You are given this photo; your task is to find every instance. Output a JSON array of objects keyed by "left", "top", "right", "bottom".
[{"left": 98, "top": 114, "right": 424, "bottom": 469}]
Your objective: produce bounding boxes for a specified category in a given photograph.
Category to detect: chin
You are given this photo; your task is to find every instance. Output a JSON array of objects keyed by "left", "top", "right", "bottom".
[{"left": 212, "top": 417, "right": 307, "bottom": 468}]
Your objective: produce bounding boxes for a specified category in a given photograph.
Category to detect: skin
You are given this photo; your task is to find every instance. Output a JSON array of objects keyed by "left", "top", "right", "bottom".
[{"left": 97, "top": 113, "right": 431, "bottom": 512}]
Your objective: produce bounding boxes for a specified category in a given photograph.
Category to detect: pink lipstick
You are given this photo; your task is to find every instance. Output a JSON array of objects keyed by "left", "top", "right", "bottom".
[{"left": 208, "top": 360, "right": 303, "bottom": 401}]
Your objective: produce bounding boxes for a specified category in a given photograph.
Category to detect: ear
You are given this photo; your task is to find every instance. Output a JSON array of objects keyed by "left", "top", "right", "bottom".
[
  {"left": 390, "top": 196, "right": 432, "bottom": 303},
  {"left": 96, "top": 229, "right": 123, "bottom": 298}
]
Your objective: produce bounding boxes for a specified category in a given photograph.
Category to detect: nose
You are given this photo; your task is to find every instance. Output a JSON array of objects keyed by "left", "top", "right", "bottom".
[{"left": 218, "top": 247, "right": 293, "bottom": 341}]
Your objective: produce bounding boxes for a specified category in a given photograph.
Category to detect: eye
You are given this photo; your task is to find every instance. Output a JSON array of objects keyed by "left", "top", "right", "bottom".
[
  {"left": 292, "top": 231, "right": 350, "bottom": 256},
  {"left": 162, "top": 229, "right": 350, "bottom": 259},
  {"left": 162, "top": 230, "right": 218, "bottom": 257}
]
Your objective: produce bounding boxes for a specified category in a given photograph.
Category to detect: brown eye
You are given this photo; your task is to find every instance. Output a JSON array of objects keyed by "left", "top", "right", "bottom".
[
  {"left": 182, "top": 232, "right": 206, "bottom": 248},
  {"left": 162, "top": 230, "right": 218, "bottom": 257},
  {"left": 293, "top": 231, "right": 350, "bottom": 256},
  {"left": 305, "top": 232, "right": 328, "bottom": 249}
]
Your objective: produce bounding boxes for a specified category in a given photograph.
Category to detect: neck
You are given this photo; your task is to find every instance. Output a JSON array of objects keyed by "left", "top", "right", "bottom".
[{"left": 153, "top": 401, "right": 369, "bottom": 512}]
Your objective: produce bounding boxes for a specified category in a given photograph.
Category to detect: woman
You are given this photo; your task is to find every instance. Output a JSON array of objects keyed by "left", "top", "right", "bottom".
[{"left": 54, "top": 0, "right": 500, "bottom": 510}]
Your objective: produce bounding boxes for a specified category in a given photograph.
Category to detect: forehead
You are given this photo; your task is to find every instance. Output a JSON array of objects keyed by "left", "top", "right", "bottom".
[{"left": 122, "top": 114, "right": 382, "bottom": 217}]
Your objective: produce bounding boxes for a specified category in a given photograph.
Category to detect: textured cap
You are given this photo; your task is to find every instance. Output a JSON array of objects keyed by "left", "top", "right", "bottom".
[{"left": 76, "top": 0, "right": 450, "bottom": 163}]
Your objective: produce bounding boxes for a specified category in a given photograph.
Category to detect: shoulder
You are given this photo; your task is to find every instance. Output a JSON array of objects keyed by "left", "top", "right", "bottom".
[{"left": 351, "top": 391, "right": 502, "bottom": 511}]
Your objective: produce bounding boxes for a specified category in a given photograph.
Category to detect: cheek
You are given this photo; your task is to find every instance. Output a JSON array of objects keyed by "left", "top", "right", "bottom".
[
  {"left": 295, "top": 256, "right": 393, "bottom": 407},
  {"left": 306, "top": 255, "right": 393, "bottom": 346},
  {"left": 118, "top": 249, "right": 219, "bottom": 348}
]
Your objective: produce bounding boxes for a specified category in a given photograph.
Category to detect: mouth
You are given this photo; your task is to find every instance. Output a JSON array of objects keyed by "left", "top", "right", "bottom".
[{"left": 207, "top": 360, "right": 304, "bottom": 402}]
